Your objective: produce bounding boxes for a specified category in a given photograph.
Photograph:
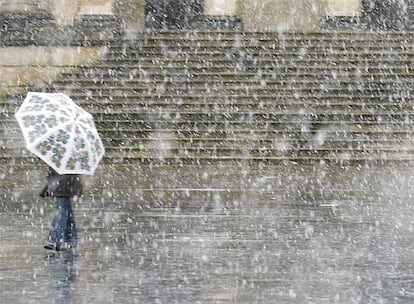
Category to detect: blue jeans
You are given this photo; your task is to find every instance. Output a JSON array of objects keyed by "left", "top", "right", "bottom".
[{"left": 47, "top": 197, "right": 77, "bottom": 247}]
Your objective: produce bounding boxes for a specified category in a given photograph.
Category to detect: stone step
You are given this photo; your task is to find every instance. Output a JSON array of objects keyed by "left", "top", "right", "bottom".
[
  {"left": 2, "top": 119, "right": 413, "bottom": 135},
  {"left": 4, "top": 125, "right": 413, "bottom": 139},
  {"left": 111, "top": 47, "right": 414, "bottom": 58},
  {"left": 8, "top": 106, "right": 411, "bottom": 121},
  {"left": 49, "top": 75, "right": 414, "bottom": 86},
  {"left": 48, "top": 74, "right": 414, "bottom": 87},
  {"left": 55, "top": 65, "right": 414, "bottom": 79},
  {"left": 139, "top": 33, "right": 414, "bottom": 41},
  {"left": 107, "top": 48, "right": 414, "bottom": 58},
  {"left": 2, "top": 135, "right": 412, "bottom": 149},
  {"left": 114, "top": 45, "right": 414, "bottom": 56},
  {"left": 94, "top": 111, "right": 414, "bottom": 119},
  {"left": 51, "top": 78, "right": 414, "bottom": 89},
  {"left": 1, "top": 106, "right": 411, "bottom": 119},
  {"left": 53, "top": 70, "right": 414, "bottom": 82},
  {"left": 113, "top": 38, "right": 414, "bottom": 47},
  {"left": 135, "top": 31, "right": 414, "bottom": 41},
  {"left": 48, "top": 86, "right": 414, "bottom": 98},
  {"left": 2, "top": 151, "right": 414, "bottom": 165},
  {"left": 2, "top": 140, "right": 414, "bottom": 152},
  {"left": 4, "top": 96, "right": 412, "bottom": 108},
  {"left": 112, "top": 47, "right": 414, "bottom": 55},
  {"left": 38, "top": 93, "right": 412, "bottom": 105},
  {"left": 57, "top": 66, "right": 414, "bottom": 80},
  {"left": 46, "top": 86, "right": 413, "bottom": 97},
  {"left": 4, "top": 126, "right": 414, "bottom": 146},
  {"left": 64, "top": 64, "right": 414, "bottom": 74},
  {"left": 8, "top": 97, "right": 409, "bottom": 113},
  {"left": 70, "top": 59, "right": 414, "bottom": 70},
  {"left": 119, "top": 38, "right": 414, "bottom": 48},
  {"left": 112, "top": 43, "right": 414, "bottom": 51},
  {"left": 99, "top": 56, "right": 414, "bottom": 67},
  {"left": 1, "top": 146, "right": 414, "bottom": 163},
  {"left": 4, "top": 109, "right": 414, "bottom": 121},
  {"left": 135, "top": 43, "right": 414, "bottom": 52},
  {"left": 4, "top": 101, "right": 414, "bottom": 115},
  {"left": 5, "top": 95, "right": 413, "bottom": 110},
  {"left": 66, "top": 94, "right": 414, "bottom": 103},
  {"left": 53, "top": 104, "right": 414, "bottom": 115},
  {"left": 3, "top": 118, "right": 414, "bottom": 133},
  {"left": 3, "top": 124, "right": 414, "bottom": 137},
  {"left": 57, "top": 69, "right": 414, "bottom": 80},
  {"left": 94, "top": 120, "right": 414, "bottom": 131},
  {"left": 136, "top": 30, "right": 414, "bottom": 37}
]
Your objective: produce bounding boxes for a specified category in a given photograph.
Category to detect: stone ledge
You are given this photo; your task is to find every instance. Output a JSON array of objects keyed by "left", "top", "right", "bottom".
[{"left": 0, "top": 46, "right": 102, "bottom": 96}]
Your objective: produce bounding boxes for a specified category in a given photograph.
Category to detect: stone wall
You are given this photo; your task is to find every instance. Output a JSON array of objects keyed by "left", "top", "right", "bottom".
[
  {"left": 113, "top": 0, "right": 145, "bottom": 35},
  {"left": 5, "top": 0, "right": 413, "bottom": 32},
  {"left": 32, "top": 0, "right": 367, "bottom": 32}
]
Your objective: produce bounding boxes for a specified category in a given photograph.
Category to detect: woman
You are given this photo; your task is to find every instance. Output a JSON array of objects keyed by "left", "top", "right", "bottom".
[{"left": 40, "top": 167, "right": 82, "bottom": 251}]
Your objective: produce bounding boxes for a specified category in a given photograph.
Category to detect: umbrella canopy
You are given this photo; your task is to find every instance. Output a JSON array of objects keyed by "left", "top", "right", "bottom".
[{"left": 15, "top": 92, "right": 105, "bottom": 175}]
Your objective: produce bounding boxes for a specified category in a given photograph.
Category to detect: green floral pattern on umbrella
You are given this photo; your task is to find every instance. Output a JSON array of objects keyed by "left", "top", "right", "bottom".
[
  {"left": 22, "top": 96, "right": 48, "bottom": 112},
  {"left": 28, "top": 124, "right": 48, "bottom": 143},
  {"left": 66, "top": 151, "right": 90, "bottom": 171},
  {"left": 74, "top": 137, "right": 85, "bottom": 149},
  {"left": 15, "top": 92, "right": 105, "bottom": 175},
  {"left": 23, "top": 115, "right": 44, "bottom": 127},
  {"left": 44, "top": 116, "right": 58, "bottom": 128},
  {"left": 36, "top": 137, "right": 54, "bottom": 155},
  {"left": 56, "top": 129, "right": 70, "bottom": 144}
]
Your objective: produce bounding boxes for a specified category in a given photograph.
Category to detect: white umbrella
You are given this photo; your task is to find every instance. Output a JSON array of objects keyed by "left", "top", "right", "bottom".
[{"left": 15, "top": 92, "right": 105, "bottom": 175}]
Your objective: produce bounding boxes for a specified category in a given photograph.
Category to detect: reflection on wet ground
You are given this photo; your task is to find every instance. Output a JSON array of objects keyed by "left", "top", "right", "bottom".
[{"left": 1, "top": 162, "right": 414, "bottom": 303}]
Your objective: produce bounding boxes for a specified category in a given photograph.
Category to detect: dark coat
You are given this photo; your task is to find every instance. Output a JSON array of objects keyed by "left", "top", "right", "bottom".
[{"left": 39, "top": 168, "right": 82, "bottom": 198}]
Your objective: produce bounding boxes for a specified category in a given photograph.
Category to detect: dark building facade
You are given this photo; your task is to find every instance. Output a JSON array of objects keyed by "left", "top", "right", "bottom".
[
  {"left": 323, "top": 0, "right": 414, "bottom": 31},
  {"left": 144, "top": 0, "right": 203, "bottom": 30},
  {"left": 362, "top": 0, "right": 414, "bottom": 30}
]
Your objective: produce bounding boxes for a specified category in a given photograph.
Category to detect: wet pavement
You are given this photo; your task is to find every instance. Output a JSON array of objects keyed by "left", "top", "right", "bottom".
[{"left": 1, "top": 162, "right": 414, "bottom": 303}]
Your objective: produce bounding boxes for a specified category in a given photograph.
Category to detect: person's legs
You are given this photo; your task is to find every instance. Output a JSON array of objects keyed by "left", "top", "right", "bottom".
[
  {"left": 45, "top": 197, "right": 71, "bottom": 250},
  {"left": 65, "top": 201, "right": 78, "bottom": 247}
]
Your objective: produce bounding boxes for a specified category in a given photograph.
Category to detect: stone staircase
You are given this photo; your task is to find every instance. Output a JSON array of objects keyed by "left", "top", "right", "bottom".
[{"left": 2, "top": 31, "right": 414, "bottom": 165}]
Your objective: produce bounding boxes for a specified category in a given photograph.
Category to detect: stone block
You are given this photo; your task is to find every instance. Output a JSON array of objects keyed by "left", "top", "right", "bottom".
[
  {"left": 78, "top": 0, "right": 114, "bottom": 15},
  {"left": 73, "top": 15, "right": 122, "bottom": 45},
  {"left": 47, "top": 0, "right": 79, "bottom": 25},
  {"left": 0, "top": 0, "right": 39, "bottom": 12},
  {"left": 238, "top": 0, "right": 326, "bottom": 32},
  {"left": 204, "top": 0, "right": 238, "bottom": 16},
  {"left": 326, "top": 0, "right": 361, "bottom": 16},
  {"left": 113, "top": 0, "right": 146, "bottom": 36}
]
